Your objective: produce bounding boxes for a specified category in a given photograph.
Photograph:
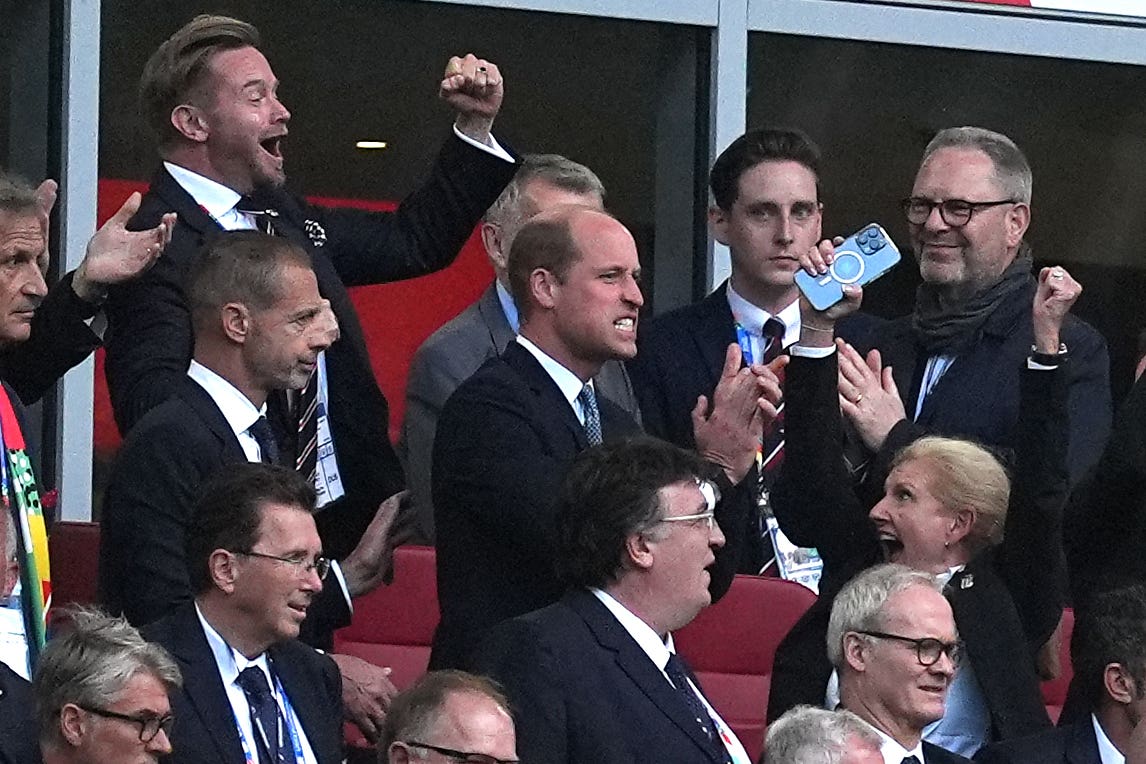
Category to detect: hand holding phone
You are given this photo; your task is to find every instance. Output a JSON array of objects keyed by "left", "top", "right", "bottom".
[{"left": 795, "top": 224, "right": 901, "bottom": 311}]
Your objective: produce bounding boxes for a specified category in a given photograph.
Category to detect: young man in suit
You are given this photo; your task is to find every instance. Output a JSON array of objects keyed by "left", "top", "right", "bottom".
[
  {"left": 430, "top": 206, "right": 776, "bottom": 670},
  {"left": 830, "top": 565, "right": 970, "bottom": 764},
  {"left": 628, "top": 127, "right": 872, "bottom": 575},
  {"left": 100, "top": 231, "right": 400, "bottom": 742},
  {"left": 379, "top": 671, "right": 517, "bottom": 764},
  {"left": 399, "top": 153, "right": 640, "bottom": 544},
  {"left": 106, "top": 14, "right": 519, "bottom": 562},
  {"left": 34, "top": 609, "right": 181, "bottom": 764},
  {"left": 976, "top": 586, "right": 1146, "bottom": 764},
  {"left": 143, "top": 464, "right": 344, "bottom": 764},
  {"left": 475, "top": 437, "right": 754, "bottom": 763}
]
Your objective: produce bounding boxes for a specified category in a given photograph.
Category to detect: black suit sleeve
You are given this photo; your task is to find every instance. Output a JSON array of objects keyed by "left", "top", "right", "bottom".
[{"left": 0, "top": 271, "right": 100, "bottom": 404}]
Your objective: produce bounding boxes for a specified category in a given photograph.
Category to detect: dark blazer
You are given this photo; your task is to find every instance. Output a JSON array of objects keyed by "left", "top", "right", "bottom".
[
  {"left": 143, "top": 604, "right": 342, "bottom": 764},
  {"left": 105, "top": 135, "right": 518, "bottom": 559},
  {"left": 767, "top": 352, "right": 1068, "bottom": 743},
  {"left": 398, "top": 282, "right": 641, "bottom": 544},
  {"left": 98, "top": 377, "right": 349, "bottom": 646},
  {"left": 0, "top": 662, "right": 37, "bottom": 764},
  {"left": 925, "top": 741, "right": 976, "bottom": 763},
  {"left": 0, "top": 271, "right": 100, "bottom": 405},
  {"left": 974, "top": 719, "right": 1100, "bottom": 764},
  {"left": 856, "top": 278, "right": 1109, "bottom": 493},
  {"left": 473, "top": 589, "right": 735, "bottom": 764},
  {"left": 429, "top": 341, "right": 752, "bottom": 670}
]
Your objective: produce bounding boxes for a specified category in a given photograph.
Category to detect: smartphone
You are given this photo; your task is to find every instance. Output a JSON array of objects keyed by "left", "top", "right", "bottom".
[{"left": 795, "top": 223, "right": 901, "bottom": 311}]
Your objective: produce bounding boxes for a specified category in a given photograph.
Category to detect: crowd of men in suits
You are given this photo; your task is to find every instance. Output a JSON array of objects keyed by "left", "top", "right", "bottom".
[{"left": 3, "top": 6, "right": 1146, "bottom": 764}]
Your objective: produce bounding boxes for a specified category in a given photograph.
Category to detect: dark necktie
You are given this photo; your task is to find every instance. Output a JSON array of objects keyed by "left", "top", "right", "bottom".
[
  {"left": 235, "top": 666, "right": 283, "bottom": 764},
  {"left": 756, "top": 317, "right": 787, "bottom": 574},
  {"left": 236, "top": 196, "right": 279, "bottom": 236},
  {"left": 248, "top": 416, "right": 280, "bottom": 465},
  {"left": 664, "top": 653, "right": 733, "bottom": 763},
  {"left": 902, "top": 757, "right": 922, "bottom": 764},
  {"left": 295, "top": 372, "right": 319, "bottom": 482},
  {"left": 577, "top": 384, "right": 603, "bottom": 446}
]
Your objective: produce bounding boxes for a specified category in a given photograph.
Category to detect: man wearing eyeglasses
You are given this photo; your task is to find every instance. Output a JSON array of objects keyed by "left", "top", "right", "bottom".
[
  {"left": 809, "top": 126, "right": 1109, "bottom": 492},
  {"left": 35, "top": 608, "right": 181, "bottom": 764},
  {"left": 380, "top": 670, "right": 517, "bottom": 764},
  {"left": 830, "top": 564, "right": 971, "bottom": 764},
  {"left": 473, "top": 437, "right": 752, "bottom": 763},
  {"left": 143, "top": 463, "right": 344, "bottom": 764}
]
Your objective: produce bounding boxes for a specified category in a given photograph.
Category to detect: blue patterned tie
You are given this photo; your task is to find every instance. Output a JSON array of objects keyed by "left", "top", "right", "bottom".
[
  {"left": 578, "top": 384, "right": 603, "bottom": 446},
  {"left": 235, "top": 667, "right": 283, "bottom": 764},
  {"left": 664, "top": 653, "right": 733, "bottom": 763}
]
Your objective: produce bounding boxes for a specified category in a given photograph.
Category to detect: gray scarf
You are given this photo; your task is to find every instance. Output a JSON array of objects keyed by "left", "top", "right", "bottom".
[{"left": 912, "top": 247, "right": 1034, "bottom": 355}]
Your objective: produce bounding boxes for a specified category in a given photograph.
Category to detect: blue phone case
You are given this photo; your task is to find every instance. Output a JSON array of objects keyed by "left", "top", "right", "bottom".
[{"left": 795, "top": 223, "right": 901, "bottom": 311}]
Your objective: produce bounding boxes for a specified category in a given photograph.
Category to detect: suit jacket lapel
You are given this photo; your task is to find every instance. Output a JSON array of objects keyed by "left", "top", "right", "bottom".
[
  {"left": 166, "top": 605, "right": 247, "bottom": 763},
  {"left": 1066, "top": 719, "right": 1102, "bottom": 764},
  {"left": 477, "top": 283, "right": 516, "bottom": 352},
  {"left": 178, "top": 378, "right": 249, "bottom": 462},
  {"left": 695, "top": 283, "right": 740, "bottom": 379},
  {"left": 567, "top": 591, "right": 721, "bottom": 762},
  {"left": 503, "top": 342, "right": 590, "bottom": 451},
  {"left": 150, "top": 168, "right": 223, "bottom": 238},
  {"left": 270, "top": 646, "right": 336, "bottom": 764},
  {"left": 878, "top": 320, "right": 924, "bottom": 421}
]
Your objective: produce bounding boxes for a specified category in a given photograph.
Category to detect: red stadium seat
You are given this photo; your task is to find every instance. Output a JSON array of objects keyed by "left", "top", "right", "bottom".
[
  {"left": 47, "top": 521, "right": 101, "bottom": 616},
  {"left": 675, "top": 575, "right": 817, "bottom": 763},
  {"left": 1039, "top": 607, "right": 1075, "bottom": 723},
  {"left": 334, "top": 545, "right": 440, "bottom": 750}
]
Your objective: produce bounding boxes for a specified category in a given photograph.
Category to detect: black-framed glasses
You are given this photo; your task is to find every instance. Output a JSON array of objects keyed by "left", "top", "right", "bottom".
[
  {"left": 857, "top": 630, "right": 962, "bottom": 666},
  {"left": 901, "top": 197, "right": 1015, "bottom": 227},
  {"left": 404, "top": 741, "right": 519, "bottom": 764},
  {"left": 77, "top": 704, "right": 174, "bottom": 742},
  {"left": 236, "top": 550, "right": 330, "bottom": 580}
]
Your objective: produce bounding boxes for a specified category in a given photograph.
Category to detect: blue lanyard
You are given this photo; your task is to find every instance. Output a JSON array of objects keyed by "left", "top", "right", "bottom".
[
  {"left": 232, "top": 668, "right": 306, "bottom": 764},
  {"left": 734, "top": 324, "right": 756, "bottom": 366}
]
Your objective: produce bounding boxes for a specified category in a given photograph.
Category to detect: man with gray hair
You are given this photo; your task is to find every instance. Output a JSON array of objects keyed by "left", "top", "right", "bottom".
[
  {"left": 829, "top": 564, "right": 969, "bottom": 764},
  {"left": 378, "top": 670, "right": 517, "bottom": 764},
  {"left": 809, "top": 126, "right": 1108, "bottom": 494},
  {"left": 34, "top": 608, "right": 181, "bottom": 764},
  {"left": 0, "top": 507, "right": 35, "bottom": 764},
  {"left": 399, "top": 153, "right": 639, "bottom": 543},
  {"left": 763, "top": 706, "right": 883, "bottom": 764}
]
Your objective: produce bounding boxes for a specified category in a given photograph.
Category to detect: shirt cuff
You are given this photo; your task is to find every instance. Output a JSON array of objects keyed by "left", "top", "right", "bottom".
[
  {"left": 452, "top": 124, "right": 514, "bottom": 162},
  {"left": 791, "top": 344, "right": 837, "bottom": 359},
  {"left": 1027, "top": 359, "right": 1060, "bottom": 370},
  {"left": 329, "top": 560, "right": 354, "bottom": 614}
]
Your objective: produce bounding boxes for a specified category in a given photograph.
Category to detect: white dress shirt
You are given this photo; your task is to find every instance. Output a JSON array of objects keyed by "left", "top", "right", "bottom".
[
  {"left": 195, "top": 604, "right": 318, "bottom": 764},
  {"left": 726, "top": 284, "right": 802, "bottom": 363},
  {"left": 858, "top": 717, "right": 927, "bottom": 764},
  {"left": 590, "top": 589, "right": 751, "bottom": 763},
  {"left": 515, "top": 336, "right": 595, "bottom": 426},
  {"left": 1094, "top": 714, "right": 1126, "bottom": 764}
]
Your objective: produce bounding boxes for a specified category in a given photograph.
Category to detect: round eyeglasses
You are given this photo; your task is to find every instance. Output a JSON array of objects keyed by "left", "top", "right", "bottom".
[
  {"left": 901, "top": 197, "right": 1015, "bottom": 227},
  {"left": 857, "top": 630, "right": 962, "bottom": 666}
]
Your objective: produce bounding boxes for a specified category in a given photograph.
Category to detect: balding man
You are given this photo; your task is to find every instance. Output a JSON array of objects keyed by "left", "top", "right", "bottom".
[{"left": 430, "top": 205, "right": 775, "bottom": 669}]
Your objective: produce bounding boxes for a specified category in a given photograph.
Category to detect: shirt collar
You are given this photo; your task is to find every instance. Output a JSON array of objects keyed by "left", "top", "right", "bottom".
[
  {"left": 495, "top": 279, "right": 520, "bottom": 334},
  {"left": 590, "top": 588, "right": 675, "bottom": 670},
  {"left": 194, "top": 602, "right": 273, "bottom": 689},
  {"left": 515, "top": 335, "right": 590, "bottom": 409},
  {"left": 1093, "top": 714, "right": 1126, "bottom": 764},
  {"left": 857, "top": 717, "right": 925, "bottom": 764},
  {"left": 164, "top": 161, "right": 244, "bottom": 222},
  {"left": 187, "top": 360, "right": 266, "bottom": 441},
  {"left": 725, "top": 283, "right": 802, "bottom": 348},
  {"left": 935, "top": 564, "right": 966, "bottom": 589}
]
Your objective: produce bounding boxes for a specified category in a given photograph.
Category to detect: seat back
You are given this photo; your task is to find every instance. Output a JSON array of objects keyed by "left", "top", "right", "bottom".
[
  {"left": 334, "top": 544, "right": 440, "bottom": 690},
  {"left": 1039, "top": 607, "right": 1075, "bottom": 723},
  {"left": 47, "top": 521, "right": 101, "bottom": 618},
  {"left": 675, "top": 575, "right": 816, "bottom": 763}
]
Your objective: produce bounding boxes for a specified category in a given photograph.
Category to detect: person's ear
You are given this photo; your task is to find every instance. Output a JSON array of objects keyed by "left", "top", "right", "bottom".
[
  {"left": 59, "top": 704, "right": 87, "bottom": 747},
  {"left": 209, "top": 549, "right": 239, "bottom": 594},
  {"left": 947, "top": 508, "right": 974, "bottom": 547},
  {"left": 708, "top": 206, "right": 730, "bottom": 246},
  {"left": 1005, "top": 203, "right": 1031, "bottom": 248},
  {"left": 171, "top": 104, "right": 211, "bottom": 144},
  {"left": 1106, "top": 663, "right": 1138, "bottom": 705},
  {"left": 624, "top": 532, "right": 655, "bottom": 572},
  {"left": 530, "top": 268, "right": 559, "bottom": 311},
  {"left": 221, "top": 303, "right": 251, "bottom": 343},
  {"left": 843, "top": 632, "right": 868, "bottom": 673}
]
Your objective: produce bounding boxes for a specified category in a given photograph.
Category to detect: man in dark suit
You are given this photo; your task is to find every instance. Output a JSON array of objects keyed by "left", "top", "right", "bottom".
[
  {"left": 474, "top": 437, "right": 754, "bottom": 763},
  {"left": 629, "top": 127, "right": 874, "bottom": 575},
  {"left": 99, "top": 231, "right": 399, "bottom": 742},
  {"left": 815, "top": 127, "right": 1109, "bottom": 496},
  {"left": 976, "top": 585, "right": 1146, "bottom": 764},
  {"left": 143, "top": 464, "right": 344, "bottom": 764},
  {"left": 830, "top": 564, "right": 971, "bottom": 764},
  {"left": 34, "top": 610, "right": 180, "bottom": 764},
  {"left": 431, "top": 206, "right": 774, "bottom": 670},
  {"left": 399, "top": 153, "right": 640, "bottom": 544},
  {"left": 105, "top": 14, "right": 519, "bottom": 561}
]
